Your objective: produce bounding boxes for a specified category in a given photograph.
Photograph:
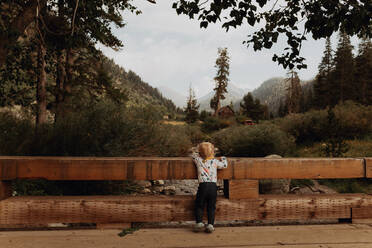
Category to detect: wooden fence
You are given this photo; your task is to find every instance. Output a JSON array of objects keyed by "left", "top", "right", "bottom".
[{"left": 1, "top": 157, "right": 372, "bottom": 227}]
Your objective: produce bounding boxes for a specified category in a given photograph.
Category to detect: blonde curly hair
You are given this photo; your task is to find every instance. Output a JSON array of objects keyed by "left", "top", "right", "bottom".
[{"left": 198, "top": 142, "right": 215, "bottom": 160}]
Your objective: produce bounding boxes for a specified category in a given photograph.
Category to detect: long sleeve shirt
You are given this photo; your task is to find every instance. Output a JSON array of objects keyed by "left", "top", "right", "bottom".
[{"left": 192, "top": 154, "right": 228, "bottom": 183}]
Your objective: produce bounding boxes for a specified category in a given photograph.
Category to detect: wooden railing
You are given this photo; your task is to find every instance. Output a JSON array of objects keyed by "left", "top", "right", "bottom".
[{"left": 1, "top": 157, "right": 372, "bottom": 228}]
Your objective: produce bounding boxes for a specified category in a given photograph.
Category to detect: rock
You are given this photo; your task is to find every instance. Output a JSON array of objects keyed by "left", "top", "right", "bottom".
[
  {"left": 260, "top": 154, "right": 291, "bottom": 194},
  {"left": 163, "top": 186, "right": 176, "bottom": 195},
  {"left": 135, "top": 180, "right": 152, "bottom": 188},
  {"left": 153, "top": 186, "right": 164, "bottom": 193},
  {"left": 154, "top": 180, "right": 165, "bottom": 186},
  {"left": 141, "top": 188, "right": 152, "bottom": 194}
]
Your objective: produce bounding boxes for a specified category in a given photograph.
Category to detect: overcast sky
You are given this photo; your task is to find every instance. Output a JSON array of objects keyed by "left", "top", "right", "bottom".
[{"left": 98, "top": 1, "right": 359, "bottom": 98}]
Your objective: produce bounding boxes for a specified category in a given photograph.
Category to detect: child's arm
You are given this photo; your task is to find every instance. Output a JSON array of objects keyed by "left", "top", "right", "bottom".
[
  {"left": 215, "top": 157, "right": 228, "bottom": 169},
  {"left": 191, "top": 153, "right": 202, "bottom": 166}
]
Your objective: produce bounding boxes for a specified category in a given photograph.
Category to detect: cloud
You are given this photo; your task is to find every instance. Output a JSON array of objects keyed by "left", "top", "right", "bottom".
[{"left": 98, "top": 1, "right": 361, "bottom": 97}]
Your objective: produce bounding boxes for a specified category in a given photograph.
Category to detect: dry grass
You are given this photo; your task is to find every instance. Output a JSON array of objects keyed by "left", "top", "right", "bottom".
[
  {"left": 161, "top": 121, "right": 186, "bottom": 125},
  {"left": 296, "top": 138, "right": 372, "bottom": 158}
]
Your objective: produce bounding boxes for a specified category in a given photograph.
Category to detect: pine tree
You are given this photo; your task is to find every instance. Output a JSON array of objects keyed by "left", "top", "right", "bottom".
[
  {"left": 333, "top": 32, "right": 355, "bottom": 104},
  {"left": 355, "top": 37, "right": 372, "bottom": 105},
  {"left": 240, "top": 92, "right": 264, "bottom": 121},
  {"left": 285, "top": 70, "right": 302, "bottom": 114},
  {"left": 184, "top": 86, "right": 200, "bottom": 123},
  {"left": 210, "top": 47, "right": 229, "bottom": 115},
  {"left": 314, "top": 37, "right": 333, "bottom": 108},
  {"left": 278, "top": 99, "right": 286, "bottom": 117}
]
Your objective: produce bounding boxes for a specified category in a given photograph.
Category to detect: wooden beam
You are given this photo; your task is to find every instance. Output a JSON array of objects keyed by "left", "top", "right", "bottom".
[
  {"left": 0, "top": 181, "right": 12, "bottom": 200},
  {"left": 365, "top": 158, "right": 372, "bottom": 178},
  {"left": 0, "top": 157, "right": 365, "bottom": 180},
  {"left": 1, "top": 194, "right": 372, "bottom": 225},
  {"left": 224, "top": 180, "right": 258, "bottom": 199}
]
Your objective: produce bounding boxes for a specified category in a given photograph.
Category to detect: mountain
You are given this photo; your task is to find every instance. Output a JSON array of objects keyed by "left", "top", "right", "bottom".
[
  {"left": 234, "top": 77, "right": 315, "bottom": 116},
  {"left": 250, "top": 77, "right": 287, "bottom": 114},
  {"left": 198, "top": 83, "right": 251, "bottom": 111},
  {"left": 157, "top": 86, "right": 187, "bottom": 108},
  {"left": 102, "top": 58, "right": 177, "bottom": 114}
]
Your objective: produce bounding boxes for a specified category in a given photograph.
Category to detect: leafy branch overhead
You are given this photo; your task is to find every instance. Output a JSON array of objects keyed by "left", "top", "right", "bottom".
[{"left": 172, "top": 0, "right": 372, "bottom": 70}]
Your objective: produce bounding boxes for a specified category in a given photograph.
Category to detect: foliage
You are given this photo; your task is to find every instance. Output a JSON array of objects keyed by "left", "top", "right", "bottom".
[
  {"left": 276, "top": 101, "right": 372, "bottom": 144},
  {"left": 172, "top": 0, "right": 372, "bottom": 70},
  {"left": 184, "top": 87, "right": 199, "bottom": 123},
  {"left": 320, "top": 108, "right": 349, "bottom": 157},
  {"left": 0, "top": 101, "right": 189, "bottom": 157},
  {"left": 211, "top": 47, "right": 229, "bottom": 115},
  {"left": 201, "top": 116, "right": 230, "bottom": 133},
  {"left": 199, "top": 110, "right": 211, "bottom": 121},
  {"left": 212, "top": 123, "right": 295, "bottom": 157},
  {"left": 276, "top": 109, "right": 329, "bottom": 144},
  {"left": 240, "top": 92, "right": 265, "bottom": 121},
  {"left": 313, "top": 33, "right": 372, "bottom": 109}
]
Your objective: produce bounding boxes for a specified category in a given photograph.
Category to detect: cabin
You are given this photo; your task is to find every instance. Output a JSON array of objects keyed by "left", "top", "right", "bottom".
[{"left": 217, "top": 106, "right": 235, "bottom": 118}]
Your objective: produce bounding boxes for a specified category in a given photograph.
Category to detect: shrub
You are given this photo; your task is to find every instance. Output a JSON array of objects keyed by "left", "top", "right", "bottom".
[
  {"left": 333, "top": 101, "right": 372, "bottom": 139},
  {"left": 276, "top": 101, "right": 372, "bottom": 144},
  {"left": 212, "top": 123, "right": 295, "bottom": 157},
  {"left": 275, "top": 109, "right": 328, "bottom": 144},
  {"left": 201, "top": 116, "right": 230, "bottom": 133}
]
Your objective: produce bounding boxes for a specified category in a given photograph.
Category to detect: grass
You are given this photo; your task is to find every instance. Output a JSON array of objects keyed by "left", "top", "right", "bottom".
[{"left": 295, "top": 138, "right": 372, "bottom": 158}]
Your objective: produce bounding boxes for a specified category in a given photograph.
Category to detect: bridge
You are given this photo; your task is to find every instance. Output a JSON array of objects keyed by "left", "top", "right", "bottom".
[{"left": 1, "top": 156, "right": 372, "bottom": 247}]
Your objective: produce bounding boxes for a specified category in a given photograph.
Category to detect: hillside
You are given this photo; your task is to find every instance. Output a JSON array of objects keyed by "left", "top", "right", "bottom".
[
  {"left": 157, "top": 86, "right": 187, "bottom": 108},
  {"left": 102, "top": 58, "right": 177, "bottom": 114},
  {"left": 250, "top": 77, "right": 286, "bottom": 114},
  {"left": 233, "top": 77, "right": 314, "bottom": 115}
]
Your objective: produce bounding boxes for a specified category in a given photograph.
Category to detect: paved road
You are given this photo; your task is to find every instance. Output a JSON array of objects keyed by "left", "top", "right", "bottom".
[{"left": 1, "top": 224, "right": 372, "bottom": 248}]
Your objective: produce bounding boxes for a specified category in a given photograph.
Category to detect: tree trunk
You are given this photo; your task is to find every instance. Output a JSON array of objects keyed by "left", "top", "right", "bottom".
[
  {"left": 62, "top": 48, "right": 74, "bottom": 114},
  {"left": 55, "top": 49, "right": 66, "bottom": 122},
  {"left": 36, "top": 41, "right": 47, "bottom": 126}
]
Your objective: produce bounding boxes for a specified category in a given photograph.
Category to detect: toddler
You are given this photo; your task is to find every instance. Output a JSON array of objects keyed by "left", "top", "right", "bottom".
[{"left": 192, "top": 142, "right": 228, "bottom": 233}]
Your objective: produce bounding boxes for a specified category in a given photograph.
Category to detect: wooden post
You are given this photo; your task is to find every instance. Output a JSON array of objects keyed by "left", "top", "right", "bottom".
[
  {"left": 0, "top": 181, "right": 12, "bottom": 200},
  {"left": 224, "top": 179, "right": 258, "bottom": 199}
]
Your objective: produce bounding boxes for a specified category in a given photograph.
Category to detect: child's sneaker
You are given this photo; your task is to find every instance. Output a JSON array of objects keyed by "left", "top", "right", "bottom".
[
  {"left": 205, "top": 224, "right": 214, "bottom": 233},
  {"left": 193, "top": 222, "right": 204, "bottom": 232}
]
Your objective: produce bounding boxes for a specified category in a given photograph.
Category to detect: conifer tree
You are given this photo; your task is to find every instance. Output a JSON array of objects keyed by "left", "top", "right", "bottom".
[
  {"left": 333, "top": 32, "right": 355, "bottom": 104},
  {"left": 285, "top": 70, "right": 302, "bottom": 114},
  {"left": 240, "top": 92, "right": 264, "bottom": 121},
  {"left": 210, "top": 47, "right": 229, "bottom": 115},
  {"left": 184, "top": 86, "right": 199, "bottom": 123},
  {"left": 355, "top": 37, "right": 372, "bottom": 105},
  {"left": 314, "top": 37, "right": 333, "bottom": 108}
]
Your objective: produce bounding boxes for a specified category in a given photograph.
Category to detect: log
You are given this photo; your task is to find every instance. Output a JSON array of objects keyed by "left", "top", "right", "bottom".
[
  {"left": 224, "top": 179, "right": 259, "bottom": 199},
  {"left": 1, "top": 194, "right": 372, "bottom": 225},
  {"left": 0, "top": 157, "right": 365, "bottom": 180}
]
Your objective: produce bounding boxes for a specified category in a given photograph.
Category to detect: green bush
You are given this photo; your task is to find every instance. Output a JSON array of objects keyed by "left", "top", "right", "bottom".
[
  {"left": 276, "top": 101, "right": 372, "bottom": 144},
  {"left": 212, "top": 123, "right": 295, "bottom": 157},
  {"left": 275, "top": 109, "right": 328, "bottom": 144},
  {"left": 0, "top": 102, "right": 190, "bottom": 157},
  {"left": 201, "top": 116, "right": 230, "bottom": 133},
  {"left": 333, "top": 101, "right": 372, "bottom": 139}
]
